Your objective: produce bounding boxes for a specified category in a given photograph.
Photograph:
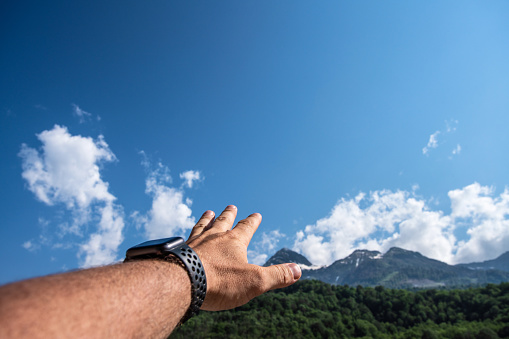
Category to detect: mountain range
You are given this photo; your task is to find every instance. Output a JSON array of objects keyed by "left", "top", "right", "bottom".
[{"left": 264, "top": 247, "right": 509, "bottom": 288}]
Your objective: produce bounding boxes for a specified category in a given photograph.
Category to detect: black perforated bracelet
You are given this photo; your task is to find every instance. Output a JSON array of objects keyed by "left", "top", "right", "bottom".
[
  {"left": 124, "top": 237, "right": 207, "bottom": 325},
  {"left": 164, "top": 243, "right": 207, "bottom": 324}
]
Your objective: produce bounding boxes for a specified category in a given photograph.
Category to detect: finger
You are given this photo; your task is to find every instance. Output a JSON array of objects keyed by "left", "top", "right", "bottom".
[
  {"left": 261, "top": 263, "right": 302, "bottom": 291},
  {"left": 188, "top": 210, "right": 215, "bottom": 239},
  {"left": 207, "top": 205, "right": 237, "bottom": 233},
  {"left": 231, "top": 213, "right": 262, "bottom": 247}
]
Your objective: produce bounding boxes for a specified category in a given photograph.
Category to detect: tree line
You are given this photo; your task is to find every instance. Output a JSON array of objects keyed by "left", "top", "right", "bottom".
[{"left": 171, "top": 280, "right": 509, "bottom": 338}]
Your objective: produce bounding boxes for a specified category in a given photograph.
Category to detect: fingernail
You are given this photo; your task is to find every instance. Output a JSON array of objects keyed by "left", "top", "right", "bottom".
[
  {"left": 203, "top": 210, "right": 214, "bottom": 217},
  {"left": 286, "top": 263, "right": 302, "bottom": 280},
  {"left": 226, "top": 205, "right": 237, "bottom": 210}
]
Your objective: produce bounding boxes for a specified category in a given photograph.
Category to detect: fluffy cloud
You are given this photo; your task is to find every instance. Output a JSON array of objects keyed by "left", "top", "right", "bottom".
[
  {"left": 247, "top": 253, "right": 268, "bottom": 266},
  {"left": 293, "top": 183, "right": 509, "bottom": 266},
  {"left": 261, "top": 230, "right": 285, "bottom": 252},
  {"left": 180, "top": 170, "right": 202, "bottom": 188},
  {"left": 134, "top": 160, "right": 198, "bottom": 239},
  {"left": 449, "top": 183, "right": 509, "bottom": 263},
  {"left": 248, "top": 230, "right": 286, "bottom": 265},
  {"left": 19, "top": 125, "right": 124, "bottom": 267},
  {"left": 19, "top": 125, "right": 116, "bottom": 208},
  {"left": 79, "top": 203, "right": 124, "bottom": 267}
]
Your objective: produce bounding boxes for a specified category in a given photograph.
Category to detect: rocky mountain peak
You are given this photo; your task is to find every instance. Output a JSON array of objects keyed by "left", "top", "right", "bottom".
[
  {"left": 334, "top": 249, "right": 382, "bottom": 267},
  {"left": 263, "top": 246, "right": 509, "bottom": 288},
  {"left": 350, "top": 249, "right": 382, "bottom": 258},
  {"left": 385, "top": 247, "right": 421, "bottom": 257},
  {"left": 263, "top": 248, "right": 312, "bottom": 267}
]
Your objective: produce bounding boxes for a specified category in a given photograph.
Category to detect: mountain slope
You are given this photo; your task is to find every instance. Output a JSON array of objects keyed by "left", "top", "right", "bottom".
[
  {"left": 456, "top": 251, "right": 509, "bottom": 272},
  {"left": 263, "top": 247, "right": 509, "bottom": 288},
  {"left": 263, "top": 248, "right": 312, "bottom": 267}
]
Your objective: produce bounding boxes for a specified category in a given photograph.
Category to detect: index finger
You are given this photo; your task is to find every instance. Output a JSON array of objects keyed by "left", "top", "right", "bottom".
[{"left": 231, "top": 213, "right": 262, "bottom": 247}]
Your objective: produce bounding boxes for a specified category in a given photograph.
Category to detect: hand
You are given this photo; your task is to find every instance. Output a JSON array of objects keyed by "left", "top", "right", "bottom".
[{"left": 186, "top": 205, "right": 301, "bottom": 311}]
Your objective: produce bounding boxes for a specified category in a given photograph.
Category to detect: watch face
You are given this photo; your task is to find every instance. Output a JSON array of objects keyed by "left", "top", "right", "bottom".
[{"left": 125, "top": 237, "right": 184, "bottom": 258}]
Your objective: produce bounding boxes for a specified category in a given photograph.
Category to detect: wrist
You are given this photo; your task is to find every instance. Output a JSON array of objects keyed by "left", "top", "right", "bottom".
[{"left": 124, "top": 237, "right": 207, "bottom": 325}]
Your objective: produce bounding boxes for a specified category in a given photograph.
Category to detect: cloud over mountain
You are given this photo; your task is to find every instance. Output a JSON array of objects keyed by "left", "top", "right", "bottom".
[
  {"left": 248, "top": 230, "right": 285, "bottom": 265},
  {"left": 293, "top": 183, "right": 509, "bottom": 266}
]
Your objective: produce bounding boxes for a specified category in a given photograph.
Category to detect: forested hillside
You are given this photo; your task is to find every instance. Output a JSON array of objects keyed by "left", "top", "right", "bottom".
[{"left": 171, "top": 280, "right": 509, "bottom": 338}]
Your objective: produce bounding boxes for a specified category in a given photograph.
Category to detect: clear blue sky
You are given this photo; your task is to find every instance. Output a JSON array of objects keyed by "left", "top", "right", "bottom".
[{"left": 2, "top": 1, "right": 509, "bottom": 284}]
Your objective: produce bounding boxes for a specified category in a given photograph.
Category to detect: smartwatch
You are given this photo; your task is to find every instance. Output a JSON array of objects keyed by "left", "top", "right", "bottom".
[{"left": 124, "top": 237, "right": 206, "bottom": 324}]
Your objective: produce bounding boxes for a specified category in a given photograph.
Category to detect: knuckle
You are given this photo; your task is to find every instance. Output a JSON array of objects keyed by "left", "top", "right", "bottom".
[
  {"left": 224, "top": 230, "right": 236, "bottom": 239},
  {"left": 215, "top": 215, "right": 229, "bottom": 222},
  {"left": 236, "top": 219, "right": 253, "bottom": 228},
  {"left": 225, "top": 231, "right": 245, "bottom": 246},
  {"left": 274, "top": 265, "right": 292, "bottom": 286}
]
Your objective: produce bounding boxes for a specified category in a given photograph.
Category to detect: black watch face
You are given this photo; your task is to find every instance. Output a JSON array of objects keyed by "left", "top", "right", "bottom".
[{"left": 125, "top": 237, "right": 184, "bottom": 259}]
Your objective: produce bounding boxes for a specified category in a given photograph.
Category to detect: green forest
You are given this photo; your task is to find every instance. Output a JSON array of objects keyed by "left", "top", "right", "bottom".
[{"left": 171, "top": 280, "right": 509, "bottom": 339}]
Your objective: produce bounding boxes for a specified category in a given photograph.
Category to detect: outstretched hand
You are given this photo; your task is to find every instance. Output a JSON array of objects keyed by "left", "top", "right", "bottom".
[{"left": 186, "top": 205, "right": 301, "bottom": 311}]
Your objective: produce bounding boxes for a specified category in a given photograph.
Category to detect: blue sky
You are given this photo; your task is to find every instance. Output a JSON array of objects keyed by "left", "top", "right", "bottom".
[{"left": 2, "top": 1, "right": 509, "bottom": 284}]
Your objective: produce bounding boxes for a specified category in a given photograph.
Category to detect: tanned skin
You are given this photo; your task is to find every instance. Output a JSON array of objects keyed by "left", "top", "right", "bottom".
[{"left": 0, "top": 205, "right": 302, "bottom": 338}]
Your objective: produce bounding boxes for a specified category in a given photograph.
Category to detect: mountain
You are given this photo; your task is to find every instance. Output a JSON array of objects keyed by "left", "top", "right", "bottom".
[
  {"left": 263, "top": 248, "right": 312, "bottom": 267},
  {"left": 456, "top": 251, "right": 509, "bottom": 272},
  {"left": 263, "top": 247, "right": 509, "bottom": 288}
]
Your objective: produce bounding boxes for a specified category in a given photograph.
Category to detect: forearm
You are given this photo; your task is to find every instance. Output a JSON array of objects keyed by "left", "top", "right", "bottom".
[
  {"left": 0, "top": 260, "right": 190, "bottom": 338},
  {"left": 0, "top": 206, "right": 302, "bottom": 338}
]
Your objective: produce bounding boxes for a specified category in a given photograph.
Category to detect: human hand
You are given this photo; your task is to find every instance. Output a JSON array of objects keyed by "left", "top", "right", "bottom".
[{"left": 186, "top": 205, "right": 301, "bottom": 311}]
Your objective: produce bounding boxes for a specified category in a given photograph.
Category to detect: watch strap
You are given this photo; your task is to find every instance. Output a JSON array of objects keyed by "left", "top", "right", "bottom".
[
  {"left": 124, "top": 241, "right": 207, "bottom": 325},
  {"left": 165, "top": 243, "right": 207, "bottom": 324}
]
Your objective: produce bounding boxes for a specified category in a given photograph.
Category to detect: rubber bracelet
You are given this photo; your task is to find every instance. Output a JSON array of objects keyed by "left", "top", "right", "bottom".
[
  {"left": 165, "top": 243, "right": 207, "bottom": 324},
  {"left": 124, "top": 242, "right": 206, "bottom": 325}
]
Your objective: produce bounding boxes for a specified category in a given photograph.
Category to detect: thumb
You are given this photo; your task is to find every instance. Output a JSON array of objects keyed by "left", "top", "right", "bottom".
[{"left": 262, "top": 263, "right": 302, "bottom": 291}]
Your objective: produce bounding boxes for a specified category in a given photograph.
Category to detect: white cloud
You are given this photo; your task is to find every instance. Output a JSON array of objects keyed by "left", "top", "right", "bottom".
[
  {"left": 422, "top": 131, "right": 440, "bottom": 155},
  {"left": 452, "top": 144, "right": 461, "bottom": 155},
  {"left": 448, "top": 183, "right": 509, "bottom": 263},
  {"left": 135, "top": 159, "right": 198, "bottom": 239},
  {"left": 446, "top": 119, "right": 459, "bottom": 133},
  {"left": 38, "top": 217, "right": 50, "bottom": 227},
  {"left": 248, "top": 230, "right": 286, "bottom": 265},
  {"left": 19, "top": 125, "right": 116, "bottom": 208},
  {"left": 80, "top": 203, "right": 124, "bottom": 267},
  {"left": 180, "top": 170, "right": 202, "bottom": 188},
  {"left": 261, "top": 230, "right": 284, "bottom": 252},
  {"left": 293, "top": 183, "right": 509, "bottom": 266},
  {"left": 19, "top": 125, "right": 124, "bottom": 267},
  {"left": 72, "top": 104, "right": 92, "bottom": 123},
  {"left": 144, "top": 185, "right": 195, "bottom": 239},
  {"left": 247, "top": 252, "right": 268, "bottom": 266},
  {"left": 422, "top": 120, "right": 460, "bottom": 156},
  {"left": 22, "top": 241, "right": 38, "bottom": 252}
]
